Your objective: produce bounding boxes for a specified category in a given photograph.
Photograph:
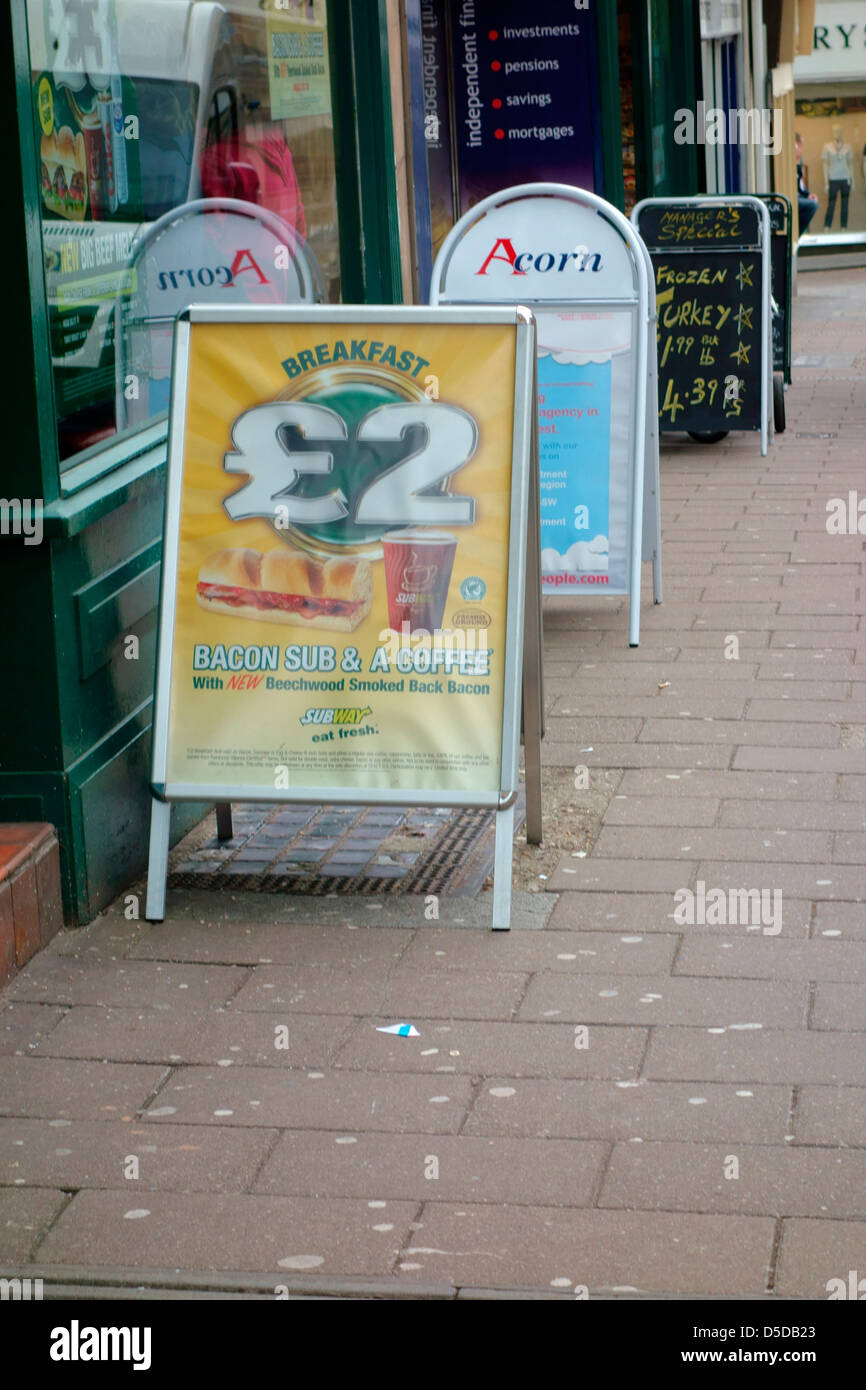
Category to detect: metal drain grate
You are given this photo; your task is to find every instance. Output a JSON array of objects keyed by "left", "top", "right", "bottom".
[{"left": 166, "top": 792, "right": 525, "bottom": 899}]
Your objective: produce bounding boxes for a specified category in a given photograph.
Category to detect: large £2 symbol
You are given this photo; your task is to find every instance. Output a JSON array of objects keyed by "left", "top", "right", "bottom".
[
  {"left": 223, "top": 401, "right": 477, "bottom": 528},
  {"left": 224, "top": 402, "right": 349, "bottom": 525}
]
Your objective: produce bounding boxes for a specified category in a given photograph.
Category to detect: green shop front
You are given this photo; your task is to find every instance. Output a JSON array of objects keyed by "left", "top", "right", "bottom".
[
  {"left": 5, "top": 0, "right": 701, "bottom": 926},
  {"left": 4, "top": 0, "right": 406, "bottom": 925}
]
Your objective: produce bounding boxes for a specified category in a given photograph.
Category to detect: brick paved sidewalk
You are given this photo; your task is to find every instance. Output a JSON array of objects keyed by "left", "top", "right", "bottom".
[{"left": 1, "top": 268, "right": 865, "bottom": 1300}]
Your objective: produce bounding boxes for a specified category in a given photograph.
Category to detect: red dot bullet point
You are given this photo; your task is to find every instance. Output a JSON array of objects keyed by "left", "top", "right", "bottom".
[
  {"left": 495, "top": 128, "right": 505, "bottom": 140},
  {"left": 491, "top": 60, "right": 501, "bottom": 71},
  {"left": 492, "top": 97, "right": 502, "bottom": 109},
  {"left": 489, "top": 29, "right": 498, "bottom": 40}
]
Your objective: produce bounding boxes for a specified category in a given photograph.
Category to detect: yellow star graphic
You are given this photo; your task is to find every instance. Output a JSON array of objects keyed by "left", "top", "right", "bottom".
[{"left": 736, "top": 262, "right": 754, "bottom": 290}]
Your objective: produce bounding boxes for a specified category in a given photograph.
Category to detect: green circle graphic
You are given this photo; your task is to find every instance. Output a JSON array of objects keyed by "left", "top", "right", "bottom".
[{"left": 286, "top": 379, "right": 407, "bottom": 550}]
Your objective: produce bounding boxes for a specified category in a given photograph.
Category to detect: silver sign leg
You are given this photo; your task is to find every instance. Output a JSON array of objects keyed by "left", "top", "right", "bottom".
[
  {"left": 145, "top": 797, "right": 172, "bottom": 922},
  {"left": 492, "top": 803, "right": 515, "bottom": 931},
  {"left": 523, "top": 428, "right": 544, "bottom": 846}
]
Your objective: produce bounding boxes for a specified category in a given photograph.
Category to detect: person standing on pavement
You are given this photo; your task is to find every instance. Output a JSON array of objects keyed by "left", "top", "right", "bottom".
[
  {"left": 822, "top": 125, "right": 853, "bottom": 231},
  {"left": 796, "top": 132, "right": 819, "bottom": 235}
]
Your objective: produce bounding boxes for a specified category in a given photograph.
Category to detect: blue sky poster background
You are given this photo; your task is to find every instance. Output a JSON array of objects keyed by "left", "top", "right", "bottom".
[{"left": 538, "top": 354, "right": 611, "bottom": 587}]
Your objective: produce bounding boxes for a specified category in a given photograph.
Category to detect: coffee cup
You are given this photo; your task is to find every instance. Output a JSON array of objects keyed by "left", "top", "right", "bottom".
[{"left": 382, "top": 530, "right": 457, "bottom": 632}]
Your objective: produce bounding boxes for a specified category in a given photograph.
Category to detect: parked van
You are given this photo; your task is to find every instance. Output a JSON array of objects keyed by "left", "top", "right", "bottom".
[{"left": 29, "top": 0, "right": 329, "bottom": 459}]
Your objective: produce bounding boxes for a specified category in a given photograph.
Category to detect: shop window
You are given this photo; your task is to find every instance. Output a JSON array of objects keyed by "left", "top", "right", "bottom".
[
  {"left": 795, "top": 94, "right": 866, "bottom": 238},
  {"left": 27, "top": 0, "right": 340, "bottom": 468}
]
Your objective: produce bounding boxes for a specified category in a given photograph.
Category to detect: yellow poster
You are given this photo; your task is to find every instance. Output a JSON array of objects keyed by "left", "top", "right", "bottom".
[
  {"left": 267, "top": 2, "right": 332, "bottom": 121},
  {"left": 160, "top": 317, "right": 519, "bottom": 798}
]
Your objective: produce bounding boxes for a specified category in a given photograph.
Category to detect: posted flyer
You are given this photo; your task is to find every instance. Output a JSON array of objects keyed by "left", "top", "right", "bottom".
[
  {"left": 536, "top": 308, "right": 633, "bottom": 594},
  {"left": 160, "top": 318, "right": 519, "bottom": 796}
]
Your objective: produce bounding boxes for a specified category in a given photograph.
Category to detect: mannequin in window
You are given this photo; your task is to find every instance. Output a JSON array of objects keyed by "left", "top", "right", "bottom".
[{"left": 822, "top": 125, "right": 853, "bottom": 231}]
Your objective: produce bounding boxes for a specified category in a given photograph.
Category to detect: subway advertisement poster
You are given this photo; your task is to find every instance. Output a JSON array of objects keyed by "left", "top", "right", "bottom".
[{"left": 158, "top": 317, "right": 523, "bottom": 799}]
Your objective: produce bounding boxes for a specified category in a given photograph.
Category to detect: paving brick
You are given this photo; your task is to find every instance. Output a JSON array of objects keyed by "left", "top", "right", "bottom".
[
  {"left": 645, "top": 1027, "right": 866, "bottom": 1085},
  {"left": 576, "top": 661, "right": 760, "bottom": 682},
  {"left": 749, "top": 681, "right": 852, "bottom": 700},
  {"left": 775, "top": 1219, "right": 866, "bottom": 1298},
  {"left": 758, "top": 662, "right": 866, "bottom": 685},
  {"left": 544, "top": 742, "right": 734, "bottom": 770},
  {"left": 546, "top": 891, "right": 812, "bottom": 935},
  {"left": 543, "top": 717, "right": 644, "bottom": 743},
  {"left": 229, "top": 964, "right": 394, "bottom": 1015},
  {"left": 397, "top": 1205, "right": 775, "bottom": 1295},
  {"left": 0, "top": 1057, "right": 165, "bottom": 1120},
  {"left": 810, "top": 982, "right": 866, "bottom": 1031},
  {"left": 599, "top": 1142, "right": 866, "bottom": 1217},
  {"left": 36, "top": 1190, "right": 418, "bottom": 1277},
  {"left": 379, "top": 968, "right": 530, "bottom": 1021},
  {"left": 548, "top": 858, "right": 698, "bottom": 894},
  {"left": 129, "top": 921, "right": 413, "bottom": 968},
  {"left": 0, "top": 1188, "right": 67, "bottom": 1262},
  {"left": 142, "top": 1066, "right": 473, "bottom": 1133},
  {"left": 794, "top": 1087, "right": 866, "bottom": 1147},
  {"left": 521, "top": 974, "right": 805, "bottom": 1028},
  {"left": 641, "top": 718, "right": 840, "bottom": 748},
  {"left": 813, "top": 902, "right": 866, "bottom": 938},
  {"left": 397, "top": 928, "right": 677, "bottom": 976},
  {"left": 0, "top": 1117, "right": 274, "bottom": 1193},
  {"left": 551, "top": 694, "right": 748, "bottom": 719},
  {"left": 746, "top": 699, "right": 866, "bottom": 723},
  {"left": 696, "top": 860, "right": 866, "bottom": 900},
  {"left": 720, "top": 800, "right": 866, "bottom": 830},
  {"left": 254, "top": 1132, "right": 608, "bottom": 1207},
  {"left": 0, "top": 1003, "right": 65, "bottom": 1056},
  {"left": 602, "top": 796, "right": 720, "bottom": 827},
  {"left": 770, "top": 632, "right": 857, "bottom": 650},
  {"left": 32, "top": 1005, "right": 357, "bottom": 1068},
  {"left": 616, "top": 768, "right": 837, "bottom": 800},
  {"left": 832, "top": 833, "right": 866, "bottom": 863},
  {"left": 3, "top": 957, "right": 249, "bottom": 1008},
  {"left": 464, "top": 1078, "right": 791, "bottom": 1142},
  {"left": 594, "top": 825, "right": 830, "bottom": 863},
  {"left": 332, "top": 1019, "right": 646, "bottom": 1080},
  {"left": 676, "top": 937, "right": 866, "bottom": 982},
  {"left": 52, "top": 916, "right": 150, "bottom": 960},
  {"left": 616, "top": 633, "right": 767, "bottom": 651}
]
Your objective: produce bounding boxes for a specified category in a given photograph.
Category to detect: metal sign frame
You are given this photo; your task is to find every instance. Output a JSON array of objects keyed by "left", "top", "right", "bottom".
[
  {"left": 114, "top": 197, "right": 324, "bottom": 432},
  {"left": 757, "top": 193, "right": 793, "bottom": 384},
  {"left": 430, "top": 182, "right": 662, "bottom": 650},
  {"left": 144, "top": 303, "right": 536, "bottom": 931},
  {"left": 632, "top": 194, "right": 773, "bottom": 456}
]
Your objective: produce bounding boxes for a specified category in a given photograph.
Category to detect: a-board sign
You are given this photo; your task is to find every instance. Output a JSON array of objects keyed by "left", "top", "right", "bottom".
[
  {"left": 431, "top": 182, "right": 660, "bottom": 648},
  {"left": 758, "top": 194, "right": 792, "bottom": 382},
  {"left": 633, "top": 197, "right": 772, "bottom": 452},
  {"left": 145, "top": 304, "right": 536, "bottom": 930}
]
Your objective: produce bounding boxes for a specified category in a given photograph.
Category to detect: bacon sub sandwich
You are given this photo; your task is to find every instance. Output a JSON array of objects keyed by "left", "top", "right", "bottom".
[{"left": 196, "top": 546, "right": 373, "bottom": 632}]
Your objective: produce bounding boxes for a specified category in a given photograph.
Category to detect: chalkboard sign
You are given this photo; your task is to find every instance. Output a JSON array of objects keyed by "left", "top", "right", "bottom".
[
  {"left": 636, "top": 202, "right": 761, "bottom": 249},
  {"left": 633, "top": 198, "right": 771, "bottom": 443},
  {"left": 758, "top": 194, "right": 792, "bottom": 382}
]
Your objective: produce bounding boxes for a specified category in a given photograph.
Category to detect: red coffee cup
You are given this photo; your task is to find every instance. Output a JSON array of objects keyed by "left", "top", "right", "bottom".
[{"left": 382, "top": 530, "right": 457, "bottom": 633}]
